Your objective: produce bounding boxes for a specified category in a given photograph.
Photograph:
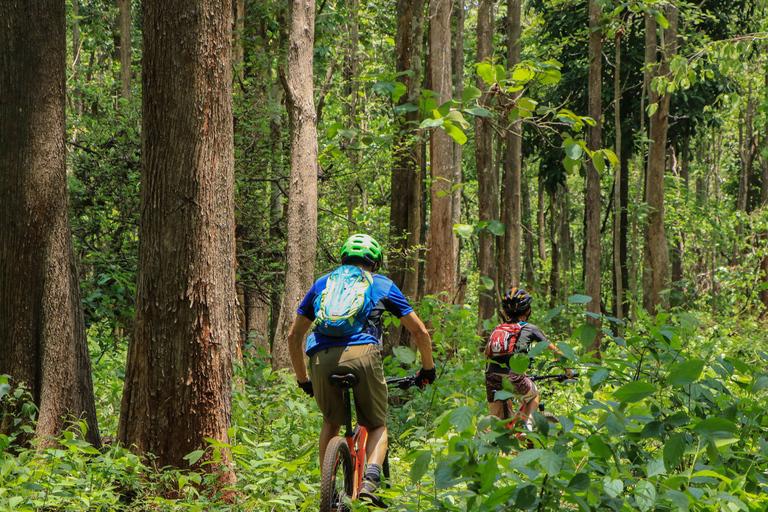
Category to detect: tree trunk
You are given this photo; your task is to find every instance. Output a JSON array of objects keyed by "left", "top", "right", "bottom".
[
  {"left": 272, "top": 0, "right": 319, "bottom": 369},
  {"left": 233, "top": 0, "right": 246, "bottom": 84},
  {"left": 245, "top": 287, "right": 270, "bottom": 355},
  {"left": 475, "top": 0, "right": 497, "bottom": 332},
  {"left": 584, "top": 0, "right": 602, "bottom": 358},
  {"left": 761, "top": 63, "right": 768, "bottom": 313},
  {"left": 0, "top": 0, "right": 101, "bottom": 451},
  {"left": 613, "top": 32, "right": 624, "bottom": 320},
  {"left": 117, "top": 0, "right": 236, "bottom": 483},
  {"left": 386, "top": 0, "right": 425, "bottom": 351},
  {"left": 452, "top": 0, "right": 465, "bottom": 283},
  {"left": 117, "top": 0, "right": 132, "bottom": 98},
  {"left": 425, "top": 0, "right": 456, "bottom": 298},
  {"left": 643, "top": 6, "right": 677, "bottom": 313},
  {"left": 522, "top": 171, "right": 536, "bottom": 287},
  {"left": 501, "top": 0, "right": 522, "bottom": 288}
]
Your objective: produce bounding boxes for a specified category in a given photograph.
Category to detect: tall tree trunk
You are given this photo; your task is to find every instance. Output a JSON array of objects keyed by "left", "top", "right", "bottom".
[
  {"left": 0, "top": 0, "right": 101, "bottom": 450},
  {"left": 761, "top": 60, "right": 768, "bottom": 313},
  {"left": 522, "top": 171, "right": 536, "bottom": 286},
  {"left": 501, "top": 0, "right": 522, "bottom": 287},
  {"left": 387, "top": 0, "right": 425, "bottom": 351},
  {"left": 613, "top": 32, "right": 624, "bottom": 320},
  {"left": 585, "top": 0, "right": 602, "bottom": 357},
  {"left": 233, "top": 0, "right": 246, "bottom": 84},
  {"left": 643, "top": 5, "right": 677, "bottom": 313},
  {"left": 452, "top": 0, "right": 465, "bottom": 285},
  {"left": 272, "top": 0, "right": 319, "bottom": 369},
  {"left": 475, "top": 0, "right": 497, "bottom": 332},
  {"left": 117, "top": 0, "right": 236, "bottom": 482},
  {"left": 117, "top": 0, "right": 132, "bottom": 98},
  {"left": 425, "top": 0, "right": 456, "bottom": 298},
  {"left": 344, "top": 0, "right": 360, "bottom": 233}
]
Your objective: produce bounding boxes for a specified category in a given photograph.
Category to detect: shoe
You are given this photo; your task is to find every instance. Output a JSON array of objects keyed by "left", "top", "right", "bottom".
[{"left": 358, "top": 478, "right": 386, "bottom": 508}]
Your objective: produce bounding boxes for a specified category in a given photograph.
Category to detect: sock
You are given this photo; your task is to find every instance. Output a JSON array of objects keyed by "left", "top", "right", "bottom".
[{"left": 364, "top": 463, "right": 382, "bottom": 485}]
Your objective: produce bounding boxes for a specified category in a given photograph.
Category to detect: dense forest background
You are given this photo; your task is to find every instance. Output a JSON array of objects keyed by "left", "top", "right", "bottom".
[{"left": 2, "top": 0, "right": 768, "bottom": 510}]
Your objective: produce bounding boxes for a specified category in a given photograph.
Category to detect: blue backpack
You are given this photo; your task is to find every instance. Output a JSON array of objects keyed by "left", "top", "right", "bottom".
[{"left": 312, "top": 265, "right": 375, "bottom": 337}]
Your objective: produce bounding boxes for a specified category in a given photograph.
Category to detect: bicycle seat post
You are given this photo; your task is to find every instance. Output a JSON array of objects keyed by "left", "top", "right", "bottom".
[
  {"left": 341, "top": 387, "right": 353, "bottom": 438},
  {"left": 329, "top": 373, "right": 359, "bottom": 438}
]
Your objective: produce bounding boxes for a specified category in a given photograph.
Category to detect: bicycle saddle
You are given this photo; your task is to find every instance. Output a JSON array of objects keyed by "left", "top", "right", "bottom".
[{"left": 329, "top": 373, "right": 359, "bottom": 387}]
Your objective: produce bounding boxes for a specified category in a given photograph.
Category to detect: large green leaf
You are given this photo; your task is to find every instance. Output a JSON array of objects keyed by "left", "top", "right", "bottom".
[
  {"left": 692, "top": 417, "right": 739, "bottom": 436},
  {"left": 568, "top": 473, "right": 591, "bottom": 492},
  {"left": 580, "top": 323, "right": 598, "bottom": 349},
  {"left": 443, "top": 123, "right": 467, "bottom": 145},
  {"left": 449, "top": 406, "right": 474, "bottom": 432},
  {"left": 666, "top": 359, "right": 705, "bottom": 386},
  {"left": 589, "top": 369, "right": 610, "bottom": 391},
  {"left": 569, "top": 294, "right": 592, "bottom": 304},
  {"left": 461, "top": 85, "right": 482, "bottom": 103},
  {"left": 613, "top": 380, "right": 657, "bottom": 403},
  {"left": 515, "top": 484, "right": 538, "bottom": 508},
  {"left": 487, "top": 219, "right": 505, "bottom": 236},
  {"left": 410, "top": 450, "right": 432, "bottom": 484},
  {"left": 485, "top": 486, "right": 516, "bottom": 508},
  {"left": 477, "top": 62, "right": 496, "bottom": 85},
  {"left": 663, "top": 433, "right": 686, "bottom": 472},
  {"left": 393, "top": 346, "right": 416, "bottom": 365},
  {"left": 539, "top": 449, "right": 563, "bottom": 476}
]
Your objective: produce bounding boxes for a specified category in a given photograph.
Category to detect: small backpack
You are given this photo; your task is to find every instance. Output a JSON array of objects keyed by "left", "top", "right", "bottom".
[
  {"left": 313, "top": 265, "right": 375, "bottom": 337},
  {"left": 486, "top": 322, "right": 524, "bottom": 357}
]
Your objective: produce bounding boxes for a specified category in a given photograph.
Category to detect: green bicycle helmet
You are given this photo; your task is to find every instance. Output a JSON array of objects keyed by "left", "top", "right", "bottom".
[{"left": 340, "top": 234, "right": 383, "bottom": 269}]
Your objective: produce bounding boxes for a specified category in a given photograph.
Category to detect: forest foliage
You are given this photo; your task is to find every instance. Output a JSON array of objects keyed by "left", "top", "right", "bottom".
[{"left": 2, "top": 0, "right": 768, "bottom": 510}]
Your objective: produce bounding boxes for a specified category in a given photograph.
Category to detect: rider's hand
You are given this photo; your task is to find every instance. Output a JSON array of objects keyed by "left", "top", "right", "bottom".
[
  {"left": 414, "top": 367, "right": 436, "bottom": 388},
  {"left": 297, "top": 379, "right": 314, "bottom": 397},
  {"left": 565, "top": 368, "right": 574, "bottom": 378}
]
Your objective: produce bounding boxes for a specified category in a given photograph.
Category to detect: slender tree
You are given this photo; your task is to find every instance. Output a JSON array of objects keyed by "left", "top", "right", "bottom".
[
  {"left": 643, "top": 4, "right": 678, "bottom": 312},
  {"left": 501, "top": 0, "right": 522, "bottom": 288},
  {"left": 425, "top": 0, "right": 457, "bottom": 299},
  {"left": 476, "top": 0, "right": 498, "bottom": 330},
  {"left": 117, "top": 0, "right": 132, "bottom": 98},
  {"left": 0, "top": 0, "right": 101, "bottom": 449},
  {"left": 613, "top": 30, "right": 624, "bottom": 320},
  {"left": 272, "top": 0, "right": 319, "bottom": 369},
  {"left": 585, "top": 0, "right": 602, "bottom": 357},
  {"left": 117, "top": 0, "right": 237, "bottom": 484}
]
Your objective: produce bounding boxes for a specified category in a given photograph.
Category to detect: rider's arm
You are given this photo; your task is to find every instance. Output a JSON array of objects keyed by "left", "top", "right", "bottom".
[
  {"left": 287, "top": 314, "right": 313, "bottom": 383},
  {"left": 400, "top": 312, "right": 434, "bottom": 370}
]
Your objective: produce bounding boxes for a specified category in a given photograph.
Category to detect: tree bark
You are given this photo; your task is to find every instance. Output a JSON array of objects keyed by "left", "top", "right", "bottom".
[
  {"left": 117, "top": 0, "right": 236, "bottom": 483},
  {"left": 613, "top": 32, "right": 624, "bottom": 320},
  {"left": 643, "top": 6, "right": 677, "bottom": 313},
  {"left": 476, "top": 0, "right": 497, "bottom": 332},
  {"left": 522, "top": 171, "right": 536, "bottom": 287},
  {"left": 501, "top": 0, "right": 522, "bottom": 288},
  {"left": 584, "top": 0, "right": 602, "bottom": 357},
  {"left": 761, "top": 63, "right": 768, "bottom": 313},
  {"left": 452, "top": 0, "right": 465, "bottom": 283},
  {"left": 272, "top": 0, "right": 319, "bottom": 369},
  {"left": 233, "top": 0, "right": 246, "bottom": 84},
  {"left": 0, "top": 0, "right": 101, "bottom": 450},
  {"left": 425, "top": 0, "right": 456, "bottom": 298},
  {"left": 117, "top": 0, "right": 132, "bottom": 98}
]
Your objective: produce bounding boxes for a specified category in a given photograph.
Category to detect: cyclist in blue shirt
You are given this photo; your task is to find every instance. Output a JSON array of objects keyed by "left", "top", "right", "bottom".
[{"left": 287, "top": 234, "right": 435, "bottom": 506}]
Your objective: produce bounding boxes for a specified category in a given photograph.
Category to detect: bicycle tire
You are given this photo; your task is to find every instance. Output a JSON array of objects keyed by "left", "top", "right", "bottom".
[
  {"left": 543, "top": 411, "right": 559, "bottom": 424},
  {"left": 321, "top": 437, "right": 354, "bottom": 512},
  {"left": 381, "top": 450, "right": 390, "bottom": 489}
]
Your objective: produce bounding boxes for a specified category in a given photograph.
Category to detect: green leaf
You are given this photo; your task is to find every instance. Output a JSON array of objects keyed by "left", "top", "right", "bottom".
[
  {"left": 603, "top": 476, "right": 623, "bottom": 498},
  {"left": 563, "top": 155, "right": 582, "bottom": 174},
  {"left": 485, "top": 486, "right": 516, "bottom": 508},
  {"left": 641, "top": 420, "right": 664, "bottom": 439},
  {"left": 509, "top": 354, "right": 530, "bottom": 374},
  {"left": 527, "top": 340, "right": 551, "bottom": 358},
  {"left": 392, "top": 82, "right": 407, "bottom": 103},
  {"left": 663, "top": 433, "right": 686, "bottom": 472},
  {"left": 477, "top": 62, "right": 496, "bottom": 85},
  {"left": 419, "top": 118, "right": 443, "bottom": 129},
  {"left": 516, "top": 96, "right": 537, "bottom": 111},
  {"left": 751, "top": 375, "right": 768, "bottom": 393},
  {"left": 532, "top": 411, "right": 550, "bottom": 438},
  {"left": 453, "top": 223, "right": 473, "bottom": 239},
  {"left": 480, "top": 276, "right": 494, "bottom": 290},
  {"left": 654, "top": 11, "right": 669, "bottom": 29},
  {"left": 568, "top": 473, "right": 591, "bottom": 492},
  {"left": 569, "top": 294, "right": 592, "bottom": 304},
  {"left": 565, "top": 142, "right": 583, "bottom": 160},
  {"left": 464, "top": 106, "right": 492, "bottom": 117},
  {"left": 393, "top": 346, "right": 416, "bottom": 364},
  {"left": 437, "top": 100, "right": 454, "bottom": 117},
  {"left": 589, "top": 369, "right": 610, "bottom": 391},
  {"left": 588, "top": 436, "right": 612, "bottom": 459},
  {"left": 579, "top": 323, "right": 598, "bottom": 349},
  {"left": 445, "top": 110, "right": 470, "bottom": 129},
  {"left": 543, "top": 305, "right": 565, "bottom": 323},
  {"left": 592, "top": 151, "right": 605, "bottom": 173},
  {"left": 183, "top": 450, "right": 205, "bottom": 465},
  {"left": 410, "top": 450, "right": 432, "bottom": 484},
  {"left": 462, "top": 85, "right": 482, "bottom": 103},
  {"left": 449, "top": 406, "right": 474, "bottom": 432},
  {"left": 664, "top": 490, "right": 690, "bottom": 512},
  {"left": 635, "top": 480, "right": 657, "bottom": 512},
  {"left": 692, "top": 417, "right": 739, "bottom": 436},
  {"left": 665, "top": 359, "right": 705, "bottom": 387},
  {"left": 512, "top": 67, "right": 535, "bottom": 82},
  {"left": 515, "top": 484, "right": 538, "bottom": 508},
  {"left": 613, "top": 380, "right": 657, "bottom": 403},
  {"left": 443, "top": 123, "right": 467, "bottom": 145},
  {"left": 647, "top": 102, "right": 659, "bottom": 116},
  {"left": 487, "top": 219, "right": 505, "bottom": 236}
]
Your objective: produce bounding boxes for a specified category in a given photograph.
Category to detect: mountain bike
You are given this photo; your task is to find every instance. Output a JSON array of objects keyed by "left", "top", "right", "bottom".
[
  {"left": 320, "top": 373, "right": 418, "bottom": 512},
  {"left": 490, "top": 372, "right": 579, "bottom": 449}
]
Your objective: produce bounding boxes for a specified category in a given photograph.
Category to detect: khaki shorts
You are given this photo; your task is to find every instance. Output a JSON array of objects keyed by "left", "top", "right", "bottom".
[
  {"left": 309, "top": 343, "right": 387, "bottom": 428},
  {"left": 485, "top": 372, "right": 538, "bottom": 404}
]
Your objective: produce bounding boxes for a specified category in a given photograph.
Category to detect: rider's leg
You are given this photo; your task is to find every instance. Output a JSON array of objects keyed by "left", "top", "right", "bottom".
[
  {"left": 319, "top": 420, "right": 342, "bottom": 467},
  {"left": 365, "top": 424, "right": 387, "bottom": 466}
]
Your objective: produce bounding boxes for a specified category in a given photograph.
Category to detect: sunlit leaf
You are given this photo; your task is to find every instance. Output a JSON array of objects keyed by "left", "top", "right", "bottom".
[
  {"left": 665, "top": 359, "right": 705, "bottom": 386},
  {"left": 613, "top": 380, "right": 657, "bottom": 403}
]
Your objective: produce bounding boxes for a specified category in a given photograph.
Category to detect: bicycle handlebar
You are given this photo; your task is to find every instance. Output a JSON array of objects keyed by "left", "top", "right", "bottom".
[
  {"left": 386, "top": 375, "right": 418, "bottom": 390},
  {"left": 530, "top": 372, "right": 580, "bottom": 383}
]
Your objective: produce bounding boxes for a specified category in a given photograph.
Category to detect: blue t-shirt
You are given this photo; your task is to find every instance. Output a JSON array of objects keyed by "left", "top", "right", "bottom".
[{"left": 297, "top": 270, "right": 414, "bottom": 356}]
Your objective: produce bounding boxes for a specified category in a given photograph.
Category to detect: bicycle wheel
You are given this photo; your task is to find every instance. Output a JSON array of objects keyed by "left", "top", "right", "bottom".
[
  {"left": 543, "top": 411, "right": 559, "bottom": 424},
  {"left": 381, "top": 450, "right": 390, "bottom": 489},
  {"left": 321, "top": 437, "right": 355, "bottom": 512}
]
